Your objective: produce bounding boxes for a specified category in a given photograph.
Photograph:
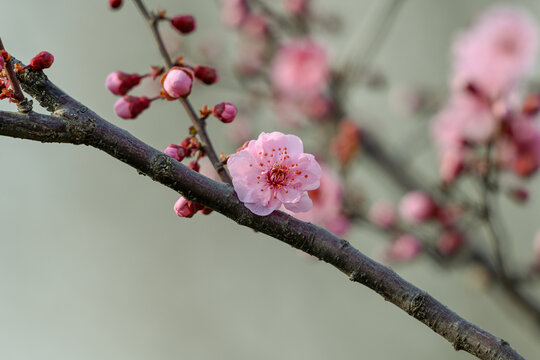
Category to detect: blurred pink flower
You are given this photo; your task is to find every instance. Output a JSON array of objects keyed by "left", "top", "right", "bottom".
[
  {"left": 432, "top": 94, "right": 496, "bottom": 148},
  {"left": 227, "top": 132, "right": 321, "bottom": 216},
  {"left": 270, "top": 38, "right": 329, "bottom": 98},
  {"left": 220, "top": 0, "right": 249, "bottom": 28},
  {"left": 503, "top": 118, "right": 540, "bottom": 177},
  {"left": 399, "top": 191, "right": 436, "bottom": 224},
  {"left": 368, "top": 201, "right": 396, "bottom": 229},
  {"left": 290, "top": 165, "right": 350, "bottom": 235},
  {"left": 387, "top": 234, "right": 423, "bottom": 262},
  {"left": 438, "top": 149, "right": 464, "bottom": 185},
  {"left": 452, "top": 6, "right": 538, "bottom": 99}
]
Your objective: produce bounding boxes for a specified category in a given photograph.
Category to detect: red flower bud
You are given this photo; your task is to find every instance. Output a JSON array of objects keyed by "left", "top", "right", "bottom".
[
  {"left": 109, "top": 0, "right": 122, "bottom": 9},
  {"left": 212, "top": 102, "right": 237, "bottom": 123},
  {"left": 436, "top": 230, "right": 464, "bottom": 257},
  {"left": 29, "top": 51, "right": 54, "bottom": 70},
  {"left": 170, "top": 15, "right": 196, "bottom": 34},
  {"left": 194, "top": 65, "right": 219, "bottom": 85},
  {"left": 188, "top": 161, "right": 200, "bottom": 172},
  {"left": 114, "top": 96, "right": 151, "bottom": 119}
]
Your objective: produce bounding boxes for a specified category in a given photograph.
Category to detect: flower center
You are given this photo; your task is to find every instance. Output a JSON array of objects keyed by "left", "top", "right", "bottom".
[{"left": 267, "top": 164, "right": 290, "bottom": 187}]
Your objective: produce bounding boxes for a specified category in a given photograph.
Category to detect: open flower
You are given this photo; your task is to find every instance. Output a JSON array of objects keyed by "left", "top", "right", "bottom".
[{"left": 227, "top": 131, "right": 321, "bottom": 216}]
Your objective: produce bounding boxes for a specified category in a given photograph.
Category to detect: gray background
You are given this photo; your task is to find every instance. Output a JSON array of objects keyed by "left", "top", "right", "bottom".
[{"left": 1, "top": 1, "right": 540, "bottom": 359}]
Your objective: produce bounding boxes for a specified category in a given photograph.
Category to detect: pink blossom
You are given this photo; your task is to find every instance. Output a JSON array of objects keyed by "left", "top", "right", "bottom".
[
  {"left": 241, "top": 13, "right": 269, "bottom": 38},
  {"left": 452, "top": 6, "right": 538, "bottom": 99},
  {"left": 439, "top": 149, "right": 464, "bottom": 185},
  {"left": 289, "top": 165, "right": 350, "bottom": 235},
  {"left": 270, "top": 39, "right": 329, "bottom": 98},
  {"left": 105, "top": 71, "right": 142, "bottom": 95},
  {"left": 399, "top": 191, "right": 436, "bottom": 224},
  {"left": 114, "top": 96, "right": 151, "bottom": 119},
  {"left": 162, "top": 67, "right": 193, "bottom": 99},
  {"left": 212, "top": 102, "right": 237, "bottom": 123},
  {"left": 220, "top": 0, "right": 249, "bottom": 28},
  {"left": 432, "top": 94, "right": 496, "bottom": 147},
  {"left": 368, "top": 201, "right": 396, "bottom": 229},
  {"left": 227, "top": 132, "right": 321, "bottom": 216},
  {"left": 388, "top": 235, "right": 423, "bottom": 262}
]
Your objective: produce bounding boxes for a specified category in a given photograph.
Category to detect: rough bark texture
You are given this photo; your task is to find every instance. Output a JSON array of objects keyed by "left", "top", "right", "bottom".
[{"left": 0, "top": 66, "right": 525, "bottom": 360}]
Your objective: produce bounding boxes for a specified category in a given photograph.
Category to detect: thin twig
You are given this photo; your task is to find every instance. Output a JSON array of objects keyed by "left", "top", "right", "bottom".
[{"left": 132, "top": 0, "right": 232, "bottom": 185}]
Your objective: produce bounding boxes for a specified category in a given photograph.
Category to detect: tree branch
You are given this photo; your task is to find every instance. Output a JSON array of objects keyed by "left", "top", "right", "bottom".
[{"left": 0, "top": 63, "right": 525, "bottom": 360}]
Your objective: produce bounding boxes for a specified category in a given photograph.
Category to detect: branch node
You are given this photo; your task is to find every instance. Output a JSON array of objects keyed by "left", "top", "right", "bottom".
[{"left": 16, "top": 98, "right": 33, "bottom": 114}]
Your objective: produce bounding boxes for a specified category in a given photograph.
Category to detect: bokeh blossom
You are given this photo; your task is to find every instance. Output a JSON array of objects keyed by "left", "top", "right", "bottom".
[
  {"left": 289, "top": 165, "right": 350, "bottom": 235},
  {"left": 452, "top": 6, "right": 538, "bottom": 99},
  {"left": 270, "top": 38, "right": 329, "bottom": 99},
  {"left": 228, "top": 132, "right": 321, "bottom": 216}
]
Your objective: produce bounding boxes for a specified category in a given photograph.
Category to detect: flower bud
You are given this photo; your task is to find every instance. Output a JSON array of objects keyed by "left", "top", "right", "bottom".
[
  {"left": 162, "top": 67, "right": 193, "bottom": 99},
  {"left": 163, "top": 144, "right": 187, "bottom": 161},
  {"left": 114, "top": 96, "right": 151, "bottom": 119},
  {"left": 170, "top": 15, "right": 196, "bottom": 34},
  {"left": 399, "top": 191, "right": 436, "bottom": 224},
  {"left": 389, "top": 235, "right": 423, "bottom": 262},
  {"left": 105, "top": 71, "right": 142, "bottom": 95},
  {"left": 212, "top": 102, "right": 237, "bottom": 123},
  {"left": 109, "top": 0, "right": 122, "bottom": 9},
  {"left": 508, "top": 187, "right": 529, "bottom": 203},
  {"left": 174, "top": 196, "right": 203, "bottom": 218},
  {"left": 194, "top": 65, "right": 219, "bottom": 85},
  {"left": 29, "top": 51, "right": 54, "bottom": 70},
  {"left": 436, "top": 230, "right": 464, "bottom": 257},
  {"left": 188, "top": 161, "right": 200, "bottom": 172}
]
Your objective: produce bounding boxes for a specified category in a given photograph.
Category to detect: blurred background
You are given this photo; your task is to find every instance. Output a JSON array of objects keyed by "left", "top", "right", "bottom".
[{"left": 1, "top": 0, "right": 540, "bottom": 359}]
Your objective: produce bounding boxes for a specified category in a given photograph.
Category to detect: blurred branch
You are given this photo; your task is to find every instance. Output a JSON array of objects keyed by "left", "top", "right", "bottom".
[
  {"left": 480, "top": 142, "right": 540, "bottom": 324},
  {"left": 0, "top": 58, "right": 524, "bottom": 360},
  {"left": 132, "top": 0, "right": 232, "bottom": 185}
]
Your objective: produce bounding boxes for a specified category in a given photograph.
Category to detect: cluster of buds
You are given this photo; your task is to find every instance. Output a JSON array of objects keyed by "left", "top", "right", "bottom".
[
  {"left": 369, "top": 191, "right": 466, "bottom": 260},
  {"left": 163, "top": 135, "right": 201, "bottom": 162}
]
